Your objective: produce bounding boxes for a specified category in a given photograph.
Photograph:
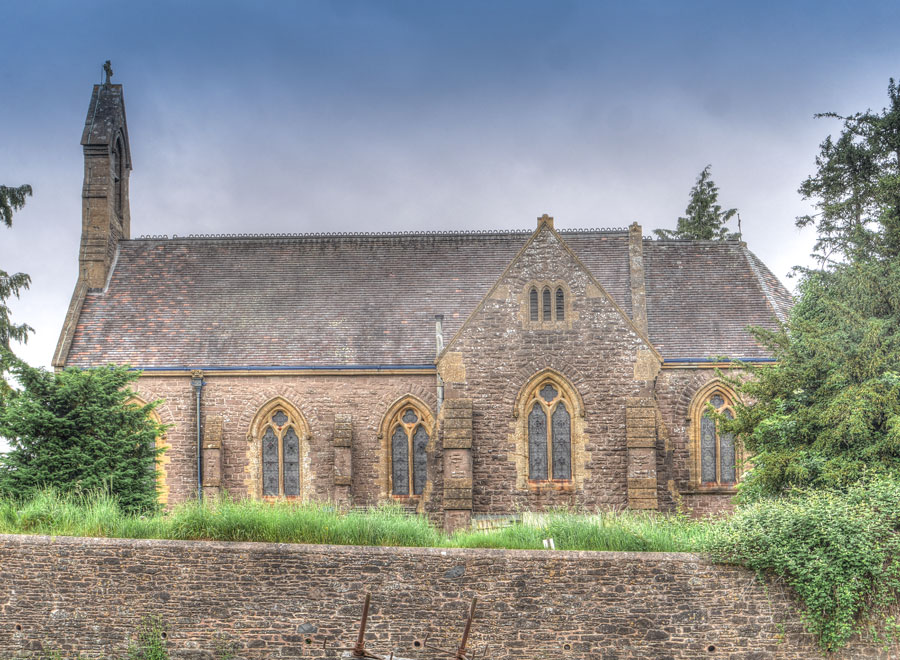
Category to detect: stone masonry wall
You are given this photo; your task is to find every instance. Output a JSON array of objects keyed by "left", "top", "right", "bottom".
[
  {"left": 135, "top": 355, "right": 733, "bottom": 520},
  {"left": 438, "top": 225, "right": 660, "bottom": 513},
  {"left": 133, "top": 373, "right": 437, "bottom": 508},
  {"left": 0, "top": 534, "right": 891, "bottom": 659},
  {"left": 655, "top": 368, "right": 741, "bottom": 517}
]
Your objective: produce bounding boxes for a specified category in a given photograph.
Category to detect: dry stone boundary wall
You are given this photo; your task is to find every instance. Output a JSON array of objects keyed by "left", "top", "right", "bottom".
[{"left": 0, "top": 534, "right": 889, "bottom": 659}]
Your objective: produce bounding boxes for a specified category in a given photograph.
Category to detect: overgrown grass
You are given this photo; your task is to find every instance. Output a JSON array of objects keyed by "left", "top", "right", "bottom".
[
  {"left": 0, "top": 490, "right": 711, "bottom": 552},
  {"left": 452, "top": 510, "right": 711, "bottom": 552}
]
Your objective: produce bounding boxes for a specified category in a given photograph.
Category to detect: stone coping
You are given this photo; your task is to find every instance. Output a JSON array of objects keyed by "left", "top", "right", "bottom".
[{"left": 0, "top": 532, "right": 708, "bottom": 562}]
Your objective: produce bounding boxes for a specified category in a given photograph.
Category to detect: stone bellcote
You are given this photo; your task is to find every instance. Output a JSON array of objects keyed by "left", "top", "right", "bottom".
[{"left": 80, "top": 78, "right": 132, "bottom": 289}]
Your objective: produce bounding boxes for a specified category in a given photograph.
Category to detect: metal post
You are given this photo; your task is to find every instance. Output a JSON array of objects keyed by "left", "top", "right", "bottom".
[
  {"left": 456, "top": 597, "right": 477, "bottom": 660},
  {"left": 190, "top": 370, "right": 204, "bottom": 502},
  {"left": 353, "top": 592, "right": 371, "bottom": 657}
]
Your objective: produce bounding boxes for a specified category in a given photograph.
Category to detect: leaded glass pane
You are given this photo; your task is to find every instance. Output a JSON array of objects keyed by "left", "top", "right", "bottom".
[
  {"left": 720, "top": 431, "right": 736, "bottom": 484},
  {"left": 282, "top": 427, "right": 300, "bottom": 496},
  {"left": 262, "top": 427, "right": 279, "bottom": 496},
  {"left": 556, "top": 288, "right": 565, "bottom": 320},
  {"left": 542, "top": 288, "right": 551, "bottom": 321},
  {"left": 528, "top": 403, "right": 548, "bottom": 480},
  {"left": 530, "top": 288, "right": 539, "bottom": 321},
  {"left": 391, "top": 426, "right": 409, "bottom": 495},
  {"left": 700, "top": 415, "right": 717, "bottom": 483},
  {"left": 720, "top": 409, "right": 735, "bottom": 483},
  {"left": 709, "top": 394, "right": 725, "bottom": 409},
  {"left": 402, "top": 409, "right": 418, "bottom": 424},
  {"left": 540, "top": 384, "right": 558, "bottom": 403},
  {"left": 412, "top": 425, "right": 429, "bottom": 495},
  {"left": 272, "top": 410, "right": 288, "bottom": 426},
  {"left": 551, "top": 402, "right": 571, "bottom": 480}
]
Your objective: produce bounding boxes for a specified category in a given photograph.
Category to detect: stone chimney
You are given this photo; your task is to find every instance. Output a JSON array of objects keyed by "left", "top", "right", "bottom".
[
  {"left": 80, "top": 77, "right": 132, "bottom": 289},
  {"left": 628, "top": 222, "right": 648, "bottom": 335}
]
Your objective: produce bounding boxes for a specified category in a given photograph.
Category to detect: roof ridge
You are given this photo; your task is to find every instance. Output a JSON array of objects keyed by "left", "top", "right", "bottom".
[
  {"left": 740, "top": 244, "right": 793, "bottom": 324},
  {"left": 134, "top": 227, "right": 633, "bottom": 241}
]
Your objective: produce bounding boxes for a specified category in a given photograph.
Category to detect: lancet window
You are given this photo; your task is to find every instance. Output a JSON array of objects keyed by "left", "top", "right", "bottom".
[
  {"left": 526, "top": 379, "right": 573, "bottom": 481},
  {"left": 527, "top": 283, "right": 567, "bottom": 325},
  {"left": 694, "top": 386, "right": 738, "bottom": 486},
  {"left": 387, "top": 402, "right": 432, "bottom": 496},
  {"left": 260, "top": 407, "right": 303, "bottom": 497}
]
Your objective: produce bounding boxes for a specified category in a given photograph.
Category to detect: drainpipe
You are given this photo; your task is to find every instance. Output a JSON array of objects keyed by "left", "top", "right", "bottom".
[
  {"left": 435, "top": 314, "right": 444, "bottom": 413},
  {"left": 190, "top": 370, "right": 205, "bottom": 502}
]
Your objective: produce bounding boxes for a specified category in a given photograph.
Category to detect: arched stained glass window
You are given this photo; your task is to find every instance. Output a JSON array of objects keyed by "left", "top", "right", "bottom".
[
  {"left": 387, "top": 403, "right": 432, "bottom": 496},
  {"left": 698, "top": 389, "right": 737, "bottom": 486},
  {"left": 542, "top": 288, "right": 552, "bottom": 321},
  {"left": 526, "top": 379, "right": 573, "bottom": 481},
  {"left": 530, "top": 287, "right": 539, "bottom": 321},
  {"left": 555, "top": 287, "right": 565, "bottom": 321},
  {"left": 260, "top": 407, "right": 303, "bottom": 497}
]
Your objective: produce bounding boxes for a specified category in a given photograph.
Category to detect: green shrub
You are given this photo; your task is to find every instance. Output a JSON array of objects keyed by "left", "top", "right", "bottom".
[
  {"left": 0, "top": 364, "right": 167, "bottom": 514},
  {"left": 707, "top": 477, "right": 900, "bottom": 651}
]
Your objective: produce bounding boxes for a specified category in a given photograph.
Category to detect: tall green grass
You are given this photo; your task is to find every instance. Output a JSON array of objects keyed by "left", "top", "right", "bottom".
[{"left": 0, "top": 490, "right": 712, "bottom": 552}]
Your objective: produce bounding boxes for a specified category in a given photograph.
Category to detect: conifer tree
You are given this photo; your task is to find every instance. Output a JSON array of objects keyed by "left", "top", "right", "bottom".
[
  {"left": 0, "top": 362, "right": 166, "bottom": 513},
  {"left": 0, "top": 184, "right": 33, "bottom": 389},
  {"left": 728, "top": 78, "right": 900, "bottom": 499},
  {"left": 797, "top": 78, "right": 900, "bottom": 264},
  {"left": 654, "top": 165, "right": 739, "bottom": 240}
]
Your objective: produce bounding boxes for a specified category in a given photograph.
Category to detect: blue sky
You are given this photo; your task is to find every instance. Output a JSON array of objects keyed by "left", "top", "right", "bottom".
[{"left": 3, "top": 0, "right": 900, "bottom": 369}]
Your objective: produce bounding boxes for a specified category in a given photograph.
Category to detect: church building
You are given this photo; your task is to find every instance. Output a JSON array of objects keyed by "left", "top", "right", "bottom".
[{"left": 54, "top": 78, "right": 792, "bottom": 529}]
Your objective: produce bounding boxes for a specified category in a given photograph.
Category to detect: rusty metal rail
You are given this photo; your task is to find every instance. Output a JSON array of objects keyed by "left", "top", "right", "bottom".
[{"left": 335, "top": 592, "right": 487, "bottom": 660}]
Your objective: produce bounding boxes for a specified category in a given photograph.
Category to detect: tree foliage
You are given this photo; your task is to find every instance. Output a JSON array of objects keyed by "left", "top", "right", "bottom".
[
  {"left": 0, "top": 362, "right": 166, "bottom": 513},
  {"left": 0, "top": 184, "right": 33, "bottom": 390},
  {"left": 0, "top": 184, "right": 32, "bottom": 229},
  {"left": 728, "top": 260, "right": 900, "bottom": 498},
  {"left": 797, "top": 78, "right": 900, "bottom": 264},
  {"left": 654, "top": 165, "right": 739, "bottom": 240},
  {"left": 728, "top": 78, "right": 900, "bottom": 498}
]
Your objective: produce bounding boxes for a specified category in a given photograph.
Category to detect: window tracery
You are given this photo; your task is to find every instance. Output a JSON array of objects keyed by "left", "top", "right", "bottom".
[
  {"left": 692, "top": 384, "right": 739, "bottom": 487},
  {"left": 525, "top": 378, "right": 573, "bottom": 481},
  {"left": 383, "top": 398, "right": 434, "bottom": 497},
  {"left": 254, "top": 403, "right": 306, "bottom": 497}
]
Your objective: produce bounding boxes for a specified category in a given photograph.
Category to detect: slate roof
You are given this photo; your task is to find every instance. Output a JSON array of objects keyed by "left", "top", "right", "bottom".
[{"left": 63, "top": 230, "right": 791, "bottom": 368}]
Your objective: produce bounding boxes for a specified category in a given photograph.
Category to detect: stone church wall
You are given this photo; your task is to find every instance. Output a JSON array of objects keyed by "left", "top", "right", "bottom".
[
  {"left": 0, "top": 534, "right": 890, "bottom": 659},
  {"left": 135, "top": 362, "right": 734, "bottom": 519},
  {"left": 133, "top": 373, "right": 438, "bottom": 508},
  {"left": 438, "top": 225, "right": 661, "bottom": 514},
  {"left": 655, "top": 368, "right": 742, "bottom": 517}
]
